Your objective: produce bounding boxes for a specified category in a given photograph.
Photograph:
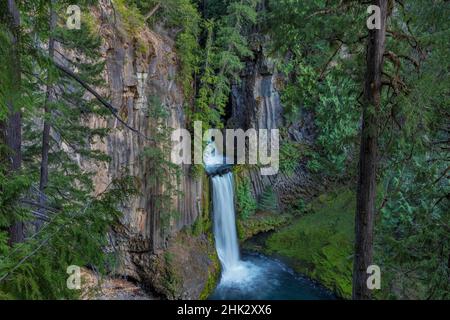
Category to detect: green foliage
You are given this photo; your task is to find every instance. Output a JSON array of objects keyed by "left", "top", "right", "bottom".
[
  {"left": 279, "top": 141, "right": 302, "bottom": 176},
  {"left": 0, "top": 27, "right": 14, "bottom": 121},
  {"left": 129, "top": 0, "right": 260, "bottom": 133},
  {"left": 267, "top": 0, "right": 449, "bottom": 300},
  {"left": 192, "top": 0, "right": 259, "bottom": 129},
  {"left": 265, "top": 189, "right": 355, "bottom": 298},
  {"left": 376, "top": 154, "right": 449, "bottom": 299},
  {"left": 191, "top": 19, "right": 224, "bottom": 130},
  {"left": 0, "top": 171, "right": 31, "bottom": 230},
  {"left": 237, "top": 213, "right": 291, "bottom": 242},
  {"left": 132, "top": 0, "right": 201, "bottom": 97},
  {"left": 114, "top": 0, "right": 151, "bottom": 58},
  {"left": 278, "top": 54, "right": 318, "bottom": 124},
  {"left": 115, "top": 0, "right": 145, "bottom": 35},
  {"left": 258, "top": 185, "right": 279, "bottom": 213},
  {"left": 0, "top": 1, "right": 139, "bottom": 299},
  {"left": 278, "top": 52, "right": 359, "bottom": 176},
  {"left": 167, "top": 0, "right": 202, "bottom": 98},
  {"left": 235, "top": 176, "right": 257, "bottom": 220},
  {"left": 267, "top": 0, "right": 366, "bottom": 62},
  {"left": 374, "top": 0, "right": 449, "bottom": 299},
  {"left": 267, "top": 0, "right": 365, "bottom": 178},
  {"left": 309, "top": 74, "right": 359, "bottom": 175},
  {"left": 0, "top": 176, "right": 138, "bottom": 299},
  {"left": 1, "top": 0, "right": 447, "bottom": 301}
]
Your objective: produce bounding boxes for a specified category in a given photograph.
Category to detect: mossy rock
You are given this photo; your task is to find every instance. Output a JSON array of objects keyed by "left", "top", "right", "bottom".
[
  {"left": 199, "top": 250, "right": 221, "bottom": 300},
  {"left": 146, "top": 230, "right": 219, "bottom": 299},
  {"left": 237, "top": 212, "right": 292, "bottom": 242}
]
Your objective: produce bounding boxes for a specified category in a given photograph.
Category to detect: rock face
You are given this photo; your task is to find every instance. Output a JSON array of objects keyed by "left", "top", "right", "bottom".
[
  {"left": 229, "top": 48, "right": 284, "bottom": 132},
  {"left": 81, "top": 269, "right": 156, "bottom": 300},
  {"left": 80, "top": 1, "right": 216, "bottom": 299},
  {"left": 228, "top": 45, "right": 319, "bottom": 206}
]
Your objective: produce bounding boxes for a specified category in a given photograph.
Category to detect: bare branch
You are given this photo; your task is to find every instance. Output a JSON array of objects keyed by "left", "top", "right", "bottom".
[
  {"left": 144, "top": 3, "right": 161, "bottom": 21},
  {"left": 54, "top": 62, "right": 153, "bottom": 142}
]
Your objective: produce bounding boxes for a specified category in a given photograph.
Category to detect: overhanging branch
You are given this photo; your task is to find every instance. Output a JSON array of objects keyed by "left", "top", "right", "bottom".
[
  {"left": 144, "top": 3, "right": 161, "bottom": 21},
  {"left": 54, "top": 62, "right": 153, "bottom": 142}
]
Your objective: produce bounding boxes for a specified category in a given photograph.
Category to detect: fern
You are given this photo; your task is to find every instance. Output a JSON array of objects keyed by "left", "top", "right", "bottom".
[{"left": 236, "top": 177, "right": 257, "bottom": 220}]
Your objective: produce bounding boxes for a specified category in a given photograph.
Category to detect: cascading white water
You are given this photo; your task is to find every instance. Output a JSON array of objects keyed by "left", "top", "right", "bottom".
[
  {"left": 204, "top": 143, "right": 335, "bottom": 299},
  {"left": 209, "top": 173, "right": 335, "bottom": 299},
  {"left": 211, "top": 172, "right": 262, "bottom": 285},
  {"left": 205, "top": 142, "right": 259, "bottom": 285},
  {"left": 211, "top": 173, "right": 240, "bottom": 272}
]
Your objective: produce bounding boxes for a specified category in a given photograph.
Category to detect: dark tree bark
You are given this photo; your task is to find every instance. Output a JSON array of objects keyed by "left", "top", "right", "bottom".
[
  {"left": 352, "top": 0, "right": 388, "bottom": 300},
  {"left": 6, "top": 0, "right": 23, "bottom": 244},
  {"left": 38, "top": 0, "right": 57, "bottom": 227}
]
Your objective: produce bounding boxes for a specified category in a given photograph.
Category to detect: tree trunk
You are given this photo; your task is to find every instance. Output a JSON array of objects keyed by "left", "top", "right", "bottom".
[
  {"left": 38, "top": 0, "right": 57, "bottom": 228},
  {"left": 352, "top": 0, "right": 388, "bottom": 300},
  {"left": 6, "top": 0, "right": 23, "bottom": 244}
]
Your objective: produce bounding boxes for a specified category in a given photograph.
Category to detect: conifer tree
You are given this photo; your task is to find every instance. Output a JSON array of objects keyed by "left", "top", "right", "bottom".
[
  {"left": 353, "top": 0, "right": 388, "bottom": 300},
  {"left": 193, "top": 0, "right": 259, "bottom": 129},
  {"left": 0, "top": 0, "right": 139, "bottom": 299},
  {"left": 2, "top": 0, "right": 24, "bottom": 244},
  {"left": 258, "top": 185, "right": 279, "bottom": 214}
]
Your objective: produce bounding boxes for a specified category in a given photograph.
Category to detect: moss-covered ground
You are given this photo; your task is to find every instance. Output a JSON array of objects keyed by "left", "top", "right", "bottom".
[
  {"left": 264, "top": 188, "right": 355, "bottom": 298},
  {"left": 237, "top": 212, "right": 292, "bottom": 242}
]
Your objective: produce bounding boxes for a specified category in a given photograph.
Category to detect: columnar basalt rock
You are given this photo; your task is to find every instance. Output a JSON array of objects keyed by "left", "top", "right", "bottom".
[
  {"left": 228, "top": 46, "right": 319, "bottom": 206},
  {"left": 78, "top": 2, "right": 214, "bottom": 299}
]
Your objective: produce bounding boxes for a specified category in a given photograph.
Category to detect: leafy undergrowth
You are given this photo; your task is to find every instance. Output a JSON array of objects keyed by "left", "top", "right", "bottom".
[{"left": 265, "top": 188, "right": 355, "bottom": 298}]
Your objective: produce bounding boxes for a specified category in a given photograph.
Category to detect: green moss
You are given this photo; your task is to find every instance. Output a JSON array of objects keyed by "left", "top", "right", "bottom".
[
  {"left": 265, "top": 188, "right": 355, "bottom": 298},
  {"left": 114, "top": 0, "right": 149, "bottom": 56},
  {"left": 237, "top": 213, "right": 292, "bottom": 242},
  {"left": 190, "top": 164, "right": 205, "bottom": 181},
  {"left": 161, "top": 252, "right": 182, "bottom": 298},
  {"left": 199, "top": 251, "right": 220, "bottom": 300},
  {"left": 192, "top": 171, "right": 212, "bottom": 236},
  {"left": 115, "top": 0, "right": 144, "bottom": 35},
  {"left": 190, "top": 173, "right": 220, "bottom": 299}
]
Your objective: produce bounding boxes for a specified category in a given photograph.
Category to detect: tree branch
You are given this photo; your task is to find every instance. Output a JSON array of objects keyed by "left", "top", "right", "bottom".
[
  {"left": 318, "top": 42, "right": 343, "bottom": 81},
  {"left": 54, "top": 62, "right": 153, "bottom": 142},
  {"left": 144, "top": 3, "right": 161, "bottom": 21}
]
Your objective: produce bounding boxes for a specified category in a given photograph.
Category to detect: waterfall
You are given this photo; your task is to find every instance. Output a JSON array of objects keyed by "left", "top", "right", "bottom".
[
  {"left": 205, "top": 142, "right": 258, "bottom": 285},
  {"left": 204, "top": 144, "right": 335, "bottom": 299},
  {"left": 211, "top": 173, "right": 240, "bottom": 272},
  {"left": 211, "top": 171, "right": 261, "bottom": 285},
  {"left": 209, "top": 171, "right": 335, "bottom": 299}
]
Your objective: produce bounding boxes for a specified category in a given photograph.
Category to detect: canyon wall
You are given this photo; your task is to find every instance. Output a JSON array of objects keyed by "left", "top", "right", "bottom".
[
  {"left": 229, "top": 44, "right": 320, "bottom": 206},
  {"left": 77, "top": 1, "right": 318, "bottom": 298},
  {"left": 79, "top": 1, "right": 216, "bottom": 299}
]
